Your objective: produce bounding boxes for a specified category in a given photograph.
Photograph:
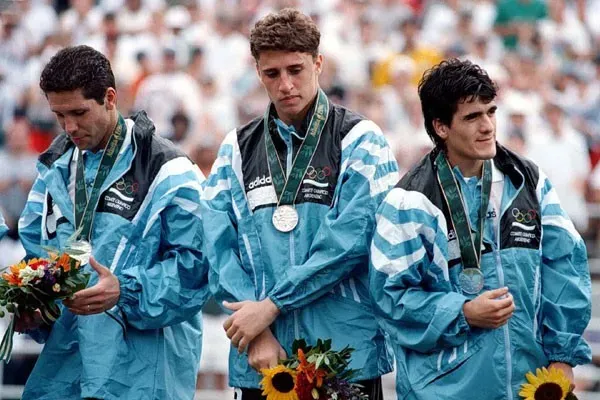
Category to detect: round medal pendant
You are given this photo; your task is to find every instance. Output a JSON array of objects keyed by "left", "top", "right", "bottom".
[
  {"left": 272, "top": 205, "right": 299, "bottom": 232},
  {"left": 459, "top": 268, "right": 484, "bottom": 295}
]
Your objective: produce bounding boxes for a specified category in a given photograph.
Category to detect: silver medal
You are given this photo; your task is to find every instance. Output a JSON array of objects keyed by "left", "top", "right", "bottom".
[
  {"left": 459, "top": 268, "right": 484, "bottom": 295},
  {"left": 272, "top": 205, "right": 299, "bottom": 232}
]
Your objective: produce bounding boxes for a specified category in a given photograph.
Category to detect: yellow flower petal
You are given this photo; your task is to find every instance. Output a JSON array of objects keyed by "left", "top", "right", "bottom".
[
  {"left": 260, "top": 365, "right": 298, "bottom": 400},
  {"left": 520, "top": 366, "right": 570, "bottom": 400}
]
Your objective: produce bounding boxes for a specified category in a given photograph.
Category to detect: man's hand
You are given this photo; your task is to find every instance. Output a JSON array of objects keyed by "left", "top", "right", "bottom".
[
  {"left": 63, "top": 257, "right": 120, "bottom": 315},
  {"left": 223, "top": 298, "right": 280, "bottom": 352},
  {"left": 15, "top": 309, "right": 43, "bottom": 333},
  {"left": 463, "top": 287, "right": 515, "bottom": 329},
  {"left": 548, "top": 362, "right": 575, "bottom": 391},
  {"left": 247, "top": 329, "right": 287, "bottom": 372}
]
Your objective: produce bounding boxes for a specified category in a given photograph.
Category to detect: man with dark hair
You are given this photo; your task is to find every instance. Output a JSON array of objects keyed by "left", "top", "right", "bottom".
[
  {"left": 17, "top": 45, "right": 210, "bottom": 399},
  {"left": 369, "top": 58, "right": 592, "bottom": 399},
  {"left": 201, "top": 8, "right": 397, "bottom": 400}
]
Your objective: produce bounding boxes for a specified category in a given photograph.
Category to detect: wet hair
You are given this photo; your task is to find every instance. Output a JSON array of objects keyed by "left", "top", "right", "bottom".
[
  {"left": 249, "top": 8, "right": 320, "bottom": 61},
  {"left": 418, "top": 58, "right": 497, "bottom": 148},
  {"left": 39, "top": 45, "right": 116, "bottom": 105}
]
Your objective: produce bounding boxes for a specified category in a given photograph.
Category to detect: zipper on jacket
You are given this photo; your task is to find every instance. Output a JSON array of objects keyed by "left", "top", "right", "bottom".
[
  {"left": 496, "top": 165, "right": 524, "bottom": 399},
  {"left": 278, "top": 122, "right": 300, "bottom": 339}
]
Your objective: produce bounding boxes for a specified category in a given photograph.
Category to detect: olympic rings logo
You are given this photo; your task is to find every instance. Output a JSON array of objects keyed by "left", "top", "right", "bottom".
[
  {"left": 511, "top": 208, "right": 536, "bottom": 223},
  {"left": 306, "top": 166, "right": 331, "bottom": 181},
  {"left": 115, "top": 178, "right": 139, "bottom": 195}
]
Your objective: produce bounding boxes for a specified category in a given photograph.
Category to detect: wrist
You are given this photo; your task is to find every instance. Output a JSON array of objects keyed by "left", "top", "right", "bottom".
[
  {"left": 462, "top": 301, "right": 473, "bottom": 325},
  {"left": 263, "top": 298, "right": 280, "bottom": 319}
]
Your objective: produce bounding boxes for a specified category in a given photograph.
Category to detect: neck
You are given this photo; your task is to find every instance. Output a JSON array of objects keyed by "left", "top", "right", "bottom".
[
  {"left": 92, "top": 112, "right": 119, "bottom": 152},
  {"left": 447, "top": 152, "right": 484, "bottom": 178},
  {"left": 277, "top": 89, "right": 319, "bottom": 131}
]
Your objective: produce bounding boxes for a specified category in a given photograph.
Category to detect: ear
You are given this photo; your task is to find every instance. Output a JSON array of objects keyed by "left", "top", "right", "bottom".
[
  {"left": 432, "top": 119, "right": 449, "bottom": 141},
  {"left": 105, "top": 87, "right": 117, "bottom": 110},
  {"left": 315, "top": 54, "right": 323, "bottom": 75}
]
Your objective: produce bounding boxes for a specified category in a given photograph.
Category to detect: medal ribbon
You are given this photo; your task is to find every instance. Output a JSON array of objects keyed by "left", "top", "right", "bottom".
[
  {"left": 75, "top": 115, "right": 126, "bottom": 241},
  {"left": 263, "top": 88, "right": 330, "bottom": 206},
  {"left": 435, "top": 152, "right": 492, "bottom": 269}
]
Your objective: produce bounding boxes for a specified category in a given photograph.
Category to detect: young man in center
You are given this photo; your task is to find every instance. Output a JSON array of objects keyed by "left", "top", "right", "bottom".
[
  {"left": 369, "top": 59, "right": 592, "bottom": 399},
  {"left": 201, "top": 8, "right": 398, "bottom": 400}
]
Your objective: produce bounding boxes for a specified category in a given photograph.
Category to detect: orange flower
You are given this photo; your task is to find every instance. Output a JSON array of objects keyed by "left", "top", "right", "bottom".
[
  {"left": 56, "top": 253, "right": 73, "bottom": 272},
  {"left": 297, "top": 349, "right": 327, "bottom": 388},
  {"left": 2, "top": 272, "right": 21, "bottom": 286},
  {"left": 2, "top": 261, "right": 26, "bottom": 286}
]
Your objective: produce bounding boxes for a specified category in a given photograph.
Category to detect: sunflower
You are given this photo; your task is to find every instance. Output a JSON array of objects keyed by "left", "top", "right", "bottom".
[
  {"left": 260, "top": 365, "right": 299, "bottom": 400},
  {"left": 519, "top": 367, "right": 572, "bottom": 400}
]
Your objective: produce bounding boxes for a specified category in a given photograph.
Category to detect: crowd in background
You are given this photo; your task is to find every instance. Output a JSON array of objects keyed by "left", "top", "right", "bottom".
[{"left": 0, "top": 0, "right": 599, "bottom": 395}]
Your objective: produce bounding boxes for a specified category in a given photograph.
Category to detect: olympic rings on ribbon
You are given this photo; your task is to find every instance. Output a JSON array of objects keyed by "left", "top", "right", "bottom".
[
  {"left": 306, "top": 166, "right": 332, "bottom": 181},
  {"left": 115, "top": 178, "right": 139, "bottom": 195},
  {"left": 511, "top": 208, "right": 536, "bottom": 223}
]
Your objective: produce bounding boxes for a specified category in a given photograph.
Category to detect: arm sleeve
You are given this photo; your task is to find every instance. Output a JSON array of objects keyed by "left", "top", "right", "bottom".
[
  {"left": 18, "top": 176, "right": 46, "bottom": 259},
  {"left": 200, "top": 134, "right": 258, "bottom": 307},
  {"left": 117, "top": 162, "right": 210, "bottom": 330},
  {"left": 369, "top": 188, "right": 471, "bottom": 353},
  {"left": 17, "top": 176, "right": 51, "bottom": 343},
  {"left": 537, "top": 171, "right": 592, "bottom": 366},
  {"left": 268, "top": 122, "right": 399, "bottom": 313}
]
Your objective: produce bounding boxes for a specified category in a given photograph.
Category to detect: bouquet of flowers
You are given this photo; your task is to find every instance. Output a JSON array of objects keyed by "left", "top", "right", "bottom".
[
  {"left": 260, "top": 338, "right": 368, "bottom": 400},
  {"left": 520, "top": 367, "right": 578, "bottom": 400},
  {"left": 0, "top": 240, "right": 91, "bottom": 362}
]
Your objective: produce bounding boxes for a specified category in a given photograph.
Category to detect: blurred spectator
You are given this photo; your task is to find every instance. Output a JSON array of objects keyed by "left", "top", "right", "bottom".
[
  {"left": 494, "top": 0, "right": 547, "bottom": 50},
  {"left": 134, "top": 47, "right": 201, "bottom": 138},
  {"left": 0, "top": 116, "right": 38, "bottom": 238},
  {"left": 501, "top": 91, "right": 531, "bottom": 154},
  {"left": 17, "top": 0, "right": 58, "bottom": 52},
  {"left": 373, "top": 16, "right": 442, "bottom": 87},
  {"left": 59, "top": 0, "right": 102, "bottom": 44},
  {"left": 527, "top": 102, "right": 590, "bottom": 232},
  {"left": 117, "top": 0, "right": 152, "bottom": 35},
  {"left": 197, "top": 75, "right": 238, "bottom": 139},
  {"left": 169, "top": 110, "right": 192, "bottom": 146}
]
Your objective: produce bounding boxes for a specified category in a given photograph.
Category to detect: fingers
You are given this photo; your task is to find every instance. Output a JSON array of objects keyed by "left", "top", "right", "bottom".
[
  {"left": 483, "top": 287, "right": 509, "bottom": 300},
  {"left": 223, "top": 316, "right": 233, "bottom": 331},
  {"left": 70, "top": 283, "right": 103, "bottom": 301},
  {"left": 230, "top": 331, "right": 243, "bottom": 349},
  {"left": 238, "top": 336, "right": 252, "bottom": 354},
  {"left": 223, "top": 301, "right": 244, "bottom": 312},
  {"left": 89, "top": 256, "right": 112, "bottom": 276},
  {"left": 491, "top": 292, "right": 514, "bottom": 311},
  {"left": 278, "top": 346, "right": 287, "bottom": 361}
]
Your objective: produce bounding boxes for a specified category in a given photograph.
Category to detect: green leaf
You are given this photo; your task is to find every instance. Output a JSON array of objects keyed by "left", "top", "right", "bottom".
[{"left": 291, "top": 339, "right": 305, "bottom": 353}]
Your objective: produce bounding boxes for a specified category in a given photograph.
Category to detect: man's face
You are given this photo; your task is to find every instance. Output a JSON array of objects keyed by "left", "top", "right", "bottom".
[
  {"left": 47, "top": 88, "right": 116, "bottom": 152},
  {"left": 256, "top": 51, "right": 321, "bottom": 125},
  {"left": 437, "top": 98, "right": 497, "bottom": 164}
]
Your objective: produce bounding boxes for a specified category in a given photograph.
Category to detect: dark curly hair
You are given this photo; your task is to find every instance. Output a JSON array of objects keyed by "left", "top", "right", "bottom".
[
  {"left": 418, "top": 58, "right": 497, "bottom": 148},
  {"left": 250, "top": 8, "right": 320, "bottom": 61},
  {"left": 39, "top": 45, "right": 116, "bottom": 105}
]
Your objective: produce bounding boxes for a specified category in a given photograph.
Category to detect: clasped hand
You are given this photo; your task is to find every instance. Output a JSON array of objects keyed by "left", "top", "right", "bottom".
[{"left": 223, "top": 298, "right": 280, "bottom": 352}]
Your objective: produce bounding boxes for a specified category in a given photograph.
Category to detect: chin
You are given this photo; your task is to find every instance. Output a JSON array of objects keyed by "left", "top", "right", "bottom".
[{"left": 477, "top": 141, "right": 497, "bottom": 160}]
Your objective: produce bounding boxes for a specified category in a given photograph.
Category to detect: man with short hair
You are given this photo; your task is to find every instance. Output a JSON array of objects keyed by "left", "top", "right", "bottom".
[
  {"left": 17, "top": 45, "right": 210, "bottom": 399},
  {"left": 201, "top": 8, "right": 397, "bottom": 400},
  {"left": 369, "top": 58, "right": 592, "bottom": 399}
]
